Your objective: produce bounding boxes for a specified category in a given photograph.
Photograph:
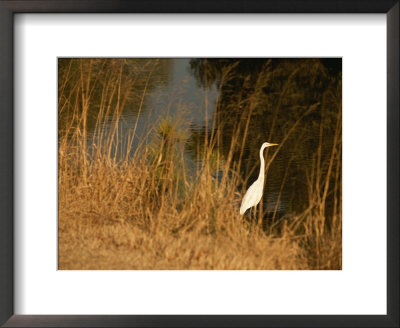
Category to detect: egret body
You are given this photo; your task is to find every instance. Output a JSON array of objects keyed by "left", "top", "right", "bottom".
[{"left": 239, "top": 142, "right": 278, "bottom": 215}]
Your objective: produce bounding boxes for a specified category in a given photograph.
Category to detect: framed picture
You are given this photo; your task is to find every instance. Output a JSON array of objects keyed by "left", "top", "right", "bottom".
[{"left": 0, "top": 0, "right": 398, "bottom": 327}]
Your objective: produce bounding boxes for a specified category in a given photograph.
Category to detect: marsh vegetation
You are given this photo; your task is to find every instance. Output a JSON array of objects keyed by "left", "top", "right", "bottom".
[{"left": 58, "top": 58, "right": 341, "bottom": 269}]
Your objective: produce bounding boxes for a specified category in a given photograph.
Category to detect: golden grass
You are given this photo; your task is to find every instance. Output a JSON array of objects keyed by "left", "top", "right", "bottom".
[
  {"left": 58, "top": 144, "right": 309, "bottom": 270},
  {"left": 59, "top": 219, "right": 308, "bottom": 270},
  {"left": 58, "top": 58, "right": 341, "bottom": 270}
]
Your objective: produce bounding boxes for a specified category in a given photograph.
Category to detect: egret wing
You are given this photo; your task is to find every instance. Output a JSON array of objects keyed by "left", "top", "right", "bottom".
[{"left": 240, "top": 181, "right": 262, "bottom": 215}]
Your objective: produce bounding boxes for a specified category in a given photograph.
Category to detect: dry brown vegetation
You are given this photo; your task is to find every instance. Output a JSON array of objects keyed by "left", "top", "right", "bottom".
[{"left": 58, "top": 58, "right": 341, "bottom": 270}]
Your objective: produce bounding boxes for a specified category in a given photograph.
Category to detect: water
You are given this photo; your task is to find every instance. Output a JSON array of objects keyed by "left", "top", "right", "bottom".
[
  {"left": 120, "top": 59, "right": 218, "bottom": 147},
  {"left": 59, "top": 58, "right": 341, "bottom": 218}
]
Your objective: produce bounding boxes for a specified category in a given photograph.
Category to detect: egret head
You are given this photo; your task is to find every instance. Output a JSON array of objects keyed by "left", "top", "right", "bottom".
[{"left": 261, "top": 142, "right": 278, "bottom": 149}]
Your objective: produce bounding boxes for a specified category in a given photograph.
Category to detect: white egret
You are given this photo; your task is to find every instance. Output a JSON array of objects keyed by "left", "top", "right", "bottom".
[{"left": 240, "top": 142, "right": 278, "bottom": 215}]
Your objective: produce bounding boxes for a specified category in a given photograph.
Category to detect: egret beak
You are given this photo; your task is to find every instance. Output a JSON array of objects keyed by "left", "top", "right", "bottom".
[{"left": 268, "top": 143, "right": 278, "bottom": 147}]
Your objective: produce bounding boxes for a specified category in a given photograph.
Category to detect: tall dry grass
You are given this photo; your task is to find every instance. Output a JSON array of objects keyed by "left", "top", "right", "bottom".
[{"left": 58, "top": 58, "right": 341, "bottom": 270}]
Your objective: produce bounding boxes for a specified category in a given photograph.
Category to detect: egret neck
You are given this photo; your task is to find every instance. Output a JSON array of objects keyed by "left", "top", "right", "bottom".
[{"left": 258, "top": 143, "right": 267, "bottom": 184}]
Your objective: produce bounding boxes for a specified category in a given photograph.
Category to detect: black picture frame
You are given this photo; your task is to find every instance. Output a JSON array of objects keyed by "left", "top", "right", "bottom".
[{"left": 0, "top": 1, "right": 398, "bottom": 327}]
